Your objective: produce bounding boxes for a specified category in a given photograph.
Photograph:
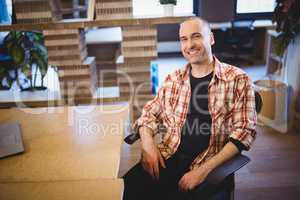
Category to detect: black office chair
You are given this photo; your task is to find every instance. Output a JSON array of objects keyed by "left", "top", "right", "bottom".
[
  {"left": 124, "top": 91, "right": 262, "bottom": 200},
  {"left": 222, "top": 20, "right": 255, "bottom": 65}
]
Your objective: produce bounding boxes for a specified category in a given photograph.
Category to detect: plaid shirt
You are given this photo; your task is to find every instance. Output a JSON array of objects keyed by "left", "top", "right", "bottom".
[{"left": 134, "top": 57, "right": 257, "bottom": 169}]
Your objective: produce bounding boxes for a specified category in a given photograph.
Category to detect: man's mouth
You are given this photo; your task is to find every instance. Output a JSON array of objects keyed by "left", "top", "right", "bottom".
[{"left": 187, "top": 49, "right": 200, "bottom": 56}]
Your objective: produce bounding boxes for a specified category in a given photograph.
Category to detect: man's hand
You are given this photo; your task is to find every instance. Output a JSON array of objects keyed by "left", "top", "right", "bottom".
[
  {"left": 178, "top": 164, "right": 212, "bottom": 192},
  {"left": 139, "top": 127, "right": 166, "bottom": 180},
  {"left": 178, "top": 141, "right": 240, "bottom": 192}
]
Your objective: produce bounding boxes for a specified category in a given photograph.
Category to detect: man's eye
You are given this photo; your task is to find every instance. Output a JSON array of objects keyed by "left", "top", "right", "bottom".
[{"left": 193, "top": 35, "right": 201, "bottom": 39}]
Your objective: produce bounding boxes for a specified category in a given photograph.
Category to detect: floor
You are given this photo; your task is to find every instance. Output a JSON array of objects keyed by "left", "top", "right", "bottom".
[{"left": 235, "top": 126, "right": 300, "bottom": 200}]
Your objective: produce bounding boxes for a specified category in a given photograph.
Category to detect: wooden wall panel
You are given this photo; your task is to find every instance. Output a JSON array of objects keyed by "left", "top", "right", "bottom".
[
  {"left": 43, "top": 28, "right": 87, "bottom": 66},
  {"left": 58, "top": 57, "right": 97, "bottom": 103},
  {"left": 118, "top": 25, "right": 158, "bottom": 121},
  {"left": 44, "top": 27, "right": 96, "bottom": 103},
  {"left": 95, "top": 0, "right": 132, "bottom": 20},
  {"left": 13, "top": 0, "right": 61, "bottom": 23},
  {"left": 86, "top": 43, "right": 121, "bottom": 88}
]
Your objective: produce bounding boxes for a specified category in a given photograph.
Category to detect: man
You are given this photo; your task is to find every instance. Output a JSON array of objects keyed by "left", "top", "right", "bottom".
[{"left": 123, "top": 17, "right": 257, "bottom": 200}]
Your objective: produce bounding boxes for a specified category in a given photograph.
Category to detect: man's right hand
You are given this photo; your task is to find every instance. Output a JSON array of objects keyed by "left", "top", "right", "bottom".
[{"left": 139, "top": 127, "right": 166, "bottom": 180}]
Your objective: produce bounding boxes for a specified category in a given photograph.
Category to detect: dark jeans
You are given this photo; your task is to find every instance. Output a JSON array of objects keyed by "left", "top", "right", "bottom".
[{"left": 123, "top": 152, "right": 233, "bottom": 200}]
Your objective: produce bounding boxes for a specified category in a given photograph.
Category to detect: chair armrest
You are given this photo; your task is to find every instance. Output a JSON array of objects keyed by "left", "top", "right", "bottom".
[
  {"left": 124, "top": 134, "right": 250, "bottom": 186},
  {"left": 206, "top": 154, "right": 250, "bottom": 185},
  {"left": 124, "top": 132, "right": 140, "bottom": 145}
]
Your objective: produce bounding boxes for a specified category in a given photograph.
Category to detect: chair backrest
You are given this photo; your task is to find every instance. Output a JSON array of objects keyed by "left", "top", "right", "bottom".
[{"left": 255, "top": 91, "right": 263, "bottom": 114}]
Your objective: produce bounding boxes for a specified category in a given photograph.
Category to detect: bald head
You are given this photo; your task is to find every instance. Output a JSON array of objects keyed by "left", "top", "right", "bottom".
[{"left": 180, "top": 17, "right": 211, "bottom": 36}]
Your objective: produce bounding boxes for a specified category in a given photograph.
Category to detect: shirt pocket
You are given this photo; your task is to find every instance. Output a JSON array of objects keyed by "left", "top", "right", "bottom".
[{"left": 212, "top": 95, "right": 226, "bottom": 127}]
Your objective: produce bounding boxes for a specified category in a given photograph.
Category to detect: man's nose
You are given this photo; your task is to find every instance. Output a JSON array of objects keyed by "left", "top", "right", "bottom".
[{"left": 186, "top": 39, "right": 195, "bottom": 49}]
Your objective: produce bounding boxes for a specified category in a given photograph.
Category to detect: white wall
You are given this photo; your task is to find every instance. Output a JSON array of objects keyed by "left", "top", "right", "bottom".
[
  {"left": 286, "top": 35, "right": 300, "bottom": 129},
  {"left": 286, "top": 35, "right": 300, "bottom": 93}
]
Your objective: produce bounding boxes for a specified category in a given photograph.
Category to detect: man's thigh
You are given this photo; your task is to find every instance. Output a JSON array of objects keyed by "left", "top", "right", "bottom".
[
  {"left": 123, "top": 155, "right": 191, "bottom": 200},
  {"left": 189, "top": 174, "right": 234, "bottom": 200},
  {"left": 123, "top": 162, "right": 158, "bottom": 200}
]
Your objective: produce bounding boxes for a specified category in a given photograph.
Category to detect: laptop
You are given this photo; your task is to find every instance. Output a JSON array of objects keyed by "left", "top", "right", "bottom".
[{"left": 0, "top": 123, "right": 24, "bottom": 158}]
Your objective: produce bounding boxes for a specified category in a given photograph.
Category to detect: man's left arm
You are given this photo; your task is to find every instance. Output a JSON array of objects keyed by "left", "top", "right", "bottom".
[{"left": 179, "top": 75, "right": 257, "bottom": 191}]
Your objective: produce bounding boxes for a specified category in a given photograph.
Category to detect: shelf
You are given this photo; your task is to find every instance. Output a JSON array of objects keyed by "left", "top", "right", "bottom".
[{"left": 0, "top": 16, "right": 192, "bottom": 31}]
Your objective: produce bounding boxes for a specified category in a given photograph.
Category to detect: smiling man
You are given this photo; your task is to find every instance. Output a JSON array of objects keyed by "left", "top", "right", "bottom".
[{"left": 123, "top": 17, "right": 257, "bottom": 200}]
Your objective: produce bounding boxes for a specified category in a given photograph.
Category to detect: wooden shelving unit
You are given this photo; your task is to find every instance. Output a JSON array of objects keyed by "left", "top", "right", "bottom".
[
  {"left": 118, "top": 24, "right": 157, "bottom": 120},
  {"left": 13, "top": 0, "right": 61, "bottom": 24},
  {"left": 95, "top": 0, "right": 133, "bottom": 20},
  {"left": 1, "top": 1, "right": 192, "bottom": 119},
  {"left": 0, "top": 16, "right": 191, "bottom": 31}
]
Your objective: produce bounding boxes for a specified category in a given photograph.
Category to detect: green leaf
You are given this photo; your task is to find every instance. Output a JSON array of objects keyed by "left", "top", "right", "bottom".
[
  {"left": 21, "top": 64, "right": 32, "bottom": 78},
  {"left": 34, "top": 43, "right": 47, "bottom": 56},
  {"left": 5, "top": 40, "right": 15, "bottom": 51},
  {"left": 11, "top": 44, "right": 25, "bottom": 65},
  {"left": 274, "top": 33, "right": 291, "bottom": 57},
  {"left": 6, "top": 76, "right": 14, "bottom": 88},
  {"left": 33, "top": 32, "right": 44, "bottom": 43},
  {"left": 4, "top": 61, "right": 16, "bottom": 71},
  {"left": 3, "top": 32, "right": 14, "bottom": 45},
  {"left": 0, "top": 68, "right": 6, "bottom": 79},
  {"left": 0, "top": 67, "right": 5, "bottom": 74},
  {"left": 31, "top": 49, "right": 48, "bottom": 77},
  {"left": 15, "top": 31, "right": 22, "bottom": 40}
]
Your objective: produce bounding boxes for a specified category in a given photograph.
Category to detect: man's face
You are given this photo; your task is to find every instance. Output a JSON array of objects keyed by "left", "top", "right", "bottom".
[{"left": 179, "top": 20, "right": 214, "bottom": 65}]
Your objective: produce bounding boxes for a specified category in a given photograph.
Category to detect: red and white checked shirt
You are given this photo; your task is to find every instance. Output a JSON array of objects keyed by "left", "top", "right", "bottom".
[{"left": 134, "top": 56, "right": 257, "bottom": 169}]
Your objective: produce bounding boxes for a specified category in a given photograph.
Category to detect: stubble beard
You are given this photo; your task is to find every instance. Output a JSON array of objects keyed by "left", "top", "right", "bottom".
[{"left": 188, "top": 52, "right": 208, "bottom": 65}]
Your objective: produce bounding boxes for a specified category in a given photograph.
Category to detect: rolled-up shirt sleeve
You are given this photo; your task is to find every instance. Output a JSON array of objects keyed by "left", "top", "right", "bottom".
[
  {"left": 133, "top": 83, "right": 166, "bottom": 136},
  {"left": 229, "top": 138, "right": 247, "bottom": 152},
  {"left": 229, "top": 75, "right": 257, "bottom": 151}
]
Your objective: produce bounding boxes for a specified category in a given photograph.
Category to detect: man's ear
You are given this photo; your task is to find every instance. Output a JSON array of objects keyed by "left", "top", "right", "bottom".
[{"left": 210, "top": 32, "right": 215, "bottom": 46}]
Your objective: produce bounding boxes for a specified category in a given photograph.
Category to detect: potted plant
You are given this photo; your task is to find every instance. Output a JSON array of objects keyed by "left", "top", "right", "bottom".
[
  {"left": 159, "top": 0, "right": 177, "bottom": 16},
  {"left": 2, "top": 30, "right": 48, "bottom": 91},
  {"left": 273, "top": 0, "right": 300, "bottom": 56}
]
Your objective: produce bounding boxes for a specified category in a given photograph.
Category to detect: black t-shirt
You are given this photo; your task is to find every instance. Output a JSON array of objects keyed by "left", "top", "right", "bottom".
[
  {"left": 177, "top": 71, "right": 213, "bottom": 160},
  {"left": 177, "top": 70, "right": 246, "bottom": 160}
]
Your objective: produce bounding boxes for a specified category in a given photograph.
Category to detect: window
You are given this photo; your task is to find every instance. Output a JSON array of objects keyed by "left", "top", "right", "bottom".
[
  {"left": 236, "top": 0, "right": 276, "bottom": 14},
  {"left": 132, "top": 0, "right": 193, "bottom": 17},
  {"left": 0, "top": 0, "right": 12, "bottom": 24},
  {"left": 234, "top": 0, "right": 276, "bottom": 20}
]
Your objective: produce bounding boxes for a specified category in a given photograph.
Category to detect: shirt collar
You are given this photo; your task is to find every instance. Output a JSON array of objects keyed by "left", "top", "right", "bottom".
[
  {"left": 181, "top": 56, "right": 227, "bottom": 83},
  {"left": 213, "top": 56, "right": 227, "bottom": 82}
]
